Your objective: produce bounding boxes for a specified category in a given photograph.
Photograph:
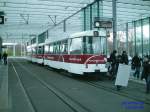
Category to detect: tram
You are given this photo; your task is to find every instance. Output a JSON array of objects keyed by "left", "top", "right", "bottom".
[{"left": 26, "top": 30, "right": 108, "bottom": 75}]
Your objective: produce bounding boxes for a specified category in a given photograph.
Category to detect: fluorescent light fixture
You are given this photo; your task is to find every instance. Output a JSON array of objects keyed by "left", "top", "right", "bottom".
[{"left": 2, "top": 43, "right": 18, "bottom": 45}]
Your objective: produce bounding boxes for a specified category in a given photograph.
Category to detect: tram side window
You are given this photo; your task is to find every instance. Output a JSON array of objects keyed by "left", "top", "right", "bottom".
[
  {"left": 82, "top": 36, "right": 87, "bottom": 54},
  {"left": 82, "top": 36, "right": 93, "bottom": 54},
  {"left": 53, "top": 43, "right": 56, "bottom": 54},
  {"left": 57, "top": 42, "right": 61, "bottom": 54},
  {"left": 92, "top": 37, "right": 101, "bottom": 54},
  {"left": 87, "top": 37, "right": 93, "bottom": 54},
  {"left": 45, "top": 45, "right": 49, "bottom": 54},
  {"left": 32, "top": 47, "right": 37, "bottom": 55},
  {"left": 27, "top": 47, "right": 32, "bottom": 56},
  {"left": 70, "top": 38, "right": 82, "bottom": 54},
  {"left": 38, "top": 46, "right": 44, "bottom": 54},
  {"left": 61, "top": 40, "right": 68, "bottom": 54},
  {"left": 49, "top": 44, "right": 53, "bottom": 54},
  {"left": 53, "top": 42, "right": 60, "bottom": 54}
]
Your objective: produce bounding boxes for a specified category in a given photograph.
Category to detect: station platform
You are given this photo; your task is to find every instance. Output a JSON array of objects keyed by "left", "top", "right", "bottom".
[
  {"left": 0, "top": 61, "right": 9, "bottom": 112},
  {"left": 0, "top": 58, "right": 150, "bottom": 112}
]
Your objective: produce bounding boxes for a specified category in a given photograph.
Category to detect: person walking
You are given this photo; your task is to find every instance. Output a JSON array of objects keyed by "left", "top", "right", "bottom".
[
  {"left": 121, "top": 51, "right": 129, "bottom": 65},
  {"left": 141, "top": 56, "right": 150, "bottom": 94},
  {"left": 2, "top": 51, "right": 8, "bottom": 65},
  {"left": 0, "top": 53, "right": 1, "bottom": 62},
  {"left": 109, "top": 50, "right": 117, "bottom": 80},
  {"left": 116, "top": 51, "right": 129, "bottom": 91},
  {"left": 132, "top": 53, "right": 141, "bottom": 79}
]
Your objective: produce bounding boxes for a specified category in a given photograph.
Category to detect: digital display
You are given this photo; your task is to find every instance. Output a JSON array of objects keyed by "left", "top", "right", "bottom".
[{"left": 94, "top": 20, "right": 112, "bottom": 28}]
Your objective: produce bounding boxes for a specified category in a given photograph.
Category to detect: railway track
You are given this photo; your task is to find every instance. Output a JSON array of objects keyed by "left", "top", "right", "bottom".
[
  {"left": 9, "top": 59, "right": 150, "bottom": 112},
  {"left": 10, "top": 60, "right": 92, "bottom": 112},
  {"left": 55, "top": 70, "right": 150, "bottom": 106},
  {"left": 25, "top": 60, "right": 150, "bottom": 106},
  {"left": 84, "top": 81, "right": 150, "bottom": 105}
]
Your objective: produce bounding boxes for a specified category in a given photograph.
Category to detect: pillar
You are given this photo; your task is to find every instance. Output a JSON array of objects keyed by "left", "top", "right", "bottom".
[
  {"left": 13, "top": 45, "right": 16, "bottom": 57},
  {"left": 112, "top": 0, "right": 117, "bottom": 50}
]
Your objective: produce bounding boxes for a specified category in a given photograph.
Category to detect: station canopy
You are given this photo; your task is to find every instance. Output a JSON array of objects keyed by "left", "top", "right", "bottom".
[{"left": 0, "top": 0, "right": 150, "bottom": 43}]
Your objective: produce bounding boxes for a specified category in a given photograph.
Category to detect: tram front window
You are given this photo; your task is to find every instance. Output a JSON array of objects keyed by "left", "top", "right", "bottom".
[
  {"left": 70, "top": 38, "right": 82, "bottom": 54},
  {"left": 82, "top": 36, "right": 106, "bottom": 55}
]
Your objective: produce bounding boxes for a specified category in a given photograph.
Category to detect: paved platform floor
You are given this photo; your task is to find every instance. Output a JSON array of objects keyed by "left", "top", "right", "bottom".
[
  {"left": 0, "top": 61, "right": 9, "bottom": 112},
  {"left": 1, "top": 58, "right": 150, "bottom": 112}
]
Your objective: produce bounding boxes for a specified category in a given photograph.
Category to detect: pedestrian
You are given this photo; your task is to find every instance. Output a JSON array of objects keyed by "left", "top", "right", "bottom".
[
  {"left": 2, "top": 51, "right": 8, "bottom": 65},
  {"left": 109, "top": 50, "right": 117, "bottom": 80},
  {"left": 121, "top": 51, "right": 129, "bottom": 65},
  {"left": 141, "top": 56, "right": 150, "bottom": 94},
  {"left": 116, "top": 51, "right": 129, "bottom": 91},
  {"left": 0, "top": 53, "right": 1, "bottom": 61},
  {"left": 131, "top": 53, "right": 141, "bottom": 79}
]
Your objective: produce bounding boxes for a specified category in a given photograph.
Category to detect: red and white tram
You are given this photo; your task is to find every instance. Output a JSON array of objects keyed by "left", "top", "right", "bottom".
[{"left": 26, "top": 30, "right": 108, "bottom": 75}]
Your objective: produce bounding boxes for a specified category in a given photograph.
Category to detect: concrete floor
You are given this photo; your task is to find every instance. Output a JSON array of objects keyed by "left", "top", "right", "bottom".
[{"left": 0, "top": 58, "right": 150, "bottom": 112}]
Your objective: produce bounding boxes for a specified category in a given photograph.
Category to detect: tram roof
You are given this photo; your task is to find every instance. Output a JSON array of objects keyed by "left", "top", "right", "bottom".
[{"left": 70, "top": 30, "right": 106, "bottom": 38}]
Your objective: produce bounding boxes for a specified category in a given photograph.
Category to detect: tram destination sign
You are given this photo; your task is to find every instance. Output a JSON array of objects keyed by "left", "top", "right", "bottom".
[
  {"left": 94, "top": 17, "right": 112, "bottom": 28},
  {"left": 94, "top": 20, "right": 112, "bottom": 28}
]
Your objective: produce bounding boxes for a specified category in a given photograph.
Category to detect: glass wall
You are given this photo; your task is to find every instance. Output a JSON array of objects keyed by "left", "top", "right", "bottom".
[
  {"left": 143, "top": 18, "right": 150, "bottom": 56},
  {"left": 128, "top": 22, "right": 135, "bottom": 57},
  {"left": 46, "top": 0, "right": 150, "bottom": 57},
  {"left": 85, "top": 7, "right": 90, "bottom": 30},
  {"left": 135, "top": 20, "right": 142, "bottom": 57},
  {"left": 116, "top": 17, "right": 150, "bottom": 57}
]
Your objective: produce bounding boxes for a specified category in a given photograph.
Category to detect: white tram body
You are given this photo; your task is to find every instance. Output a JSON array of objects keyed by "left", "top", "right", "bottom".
[{"left": 26, "top": 30, "right": 108, "bottom": 75}]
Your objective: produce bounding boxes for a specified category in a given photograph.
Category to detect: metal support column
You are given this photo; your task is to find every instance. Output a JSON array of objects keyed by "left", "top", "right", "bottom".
[
  {"left": 63, "top": 20, "right": 66, "bottom": 32},
  {"left": 99, "top": 0, "right": 103, "bottom": 18},
  {"left": 112, "top": 0, "right": 117, "bottom": 50},
  {"left": 21, "top": 35, "right": 23, "bottom": 56},
  {"left": 0, "top": 37, "right": 2, "bottom": 56},
  {"left": 126, "top": 23, "right": 129, "bottom": 54},
  {"left": 84, "top": 8, "right": 86, "bottom": 31},
  {"left": 13, "top": 45, "right": 16, "bottom": 57},
  {"left": 134, "top": 21, "right": 136, "bottom": 54},
  {"left": 106, "top": 29, "right": 108, "bottom": 56},
  {"left": 97, "top": 0, "right": 99, "bottom": 17},
  {"left": 90, "top": 5, "right": 92, "bottom": 30},
  {"left": 149, "top": 17, "right": 150, "bottom": 55},
  {"left": 141, "top": 19, "right": 143, "bottom": 58},
  {"left": 23, "top": 43, "right": 26, "bottom": 56}
]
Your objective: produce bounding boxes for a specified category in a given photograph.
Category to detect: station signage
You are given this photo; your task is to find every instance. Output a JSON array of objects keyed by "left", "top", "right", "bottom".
[
  {"left": 94, "top": 21, "right": 112, "bottom": 28},
  {"left": 0, "top": 16, "right": 4, "bottom": 24},
  {"left": 94, "top": 17, "right": 112, "bottom": 28}
]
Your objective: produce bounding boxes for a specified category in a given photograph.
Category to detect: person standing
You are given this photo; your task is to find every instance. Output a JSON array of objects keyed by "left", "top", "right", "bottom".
[
  {"left": 121, "top": 51, "right": 129, "bottom": 65},
  {"left": 109, "top": 50, "right": 117, "bottom": 80},
  {"left": 132, "top": 54, "right": 141, "bottom": 79},
  {"left": 2, "top": 51, "right": 8, "bottom": 65},
  {"left": 0, "top": 53, "right": 1, "bottom": 62},
  {"left": 116, "top": 51, "right": 129, "bottom": 91},
  {"left": 141, "top": 56, "right": 150, "bottom": 94}
]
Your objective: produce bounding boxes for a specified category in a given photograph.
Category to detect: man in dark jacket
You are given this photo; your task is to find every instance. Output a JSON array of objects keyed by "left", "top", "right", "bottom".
[
  {"left": 2, "top": 52, "right": 8, "bottom": 65},
  {"left": 109, "top": 50, "right": 117, "bottom": 79},
  {"left": 121, "top": 51, "right": 129, "bottom": 65},
  {"left": 141, "top": 56, "right": 150, "bottom": 93},
  {"left": 132, "top": 54, "right": 141, "bottom": 79},
  {"left": 116, "top": 51, "right": 129, "bottom": 91}
]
